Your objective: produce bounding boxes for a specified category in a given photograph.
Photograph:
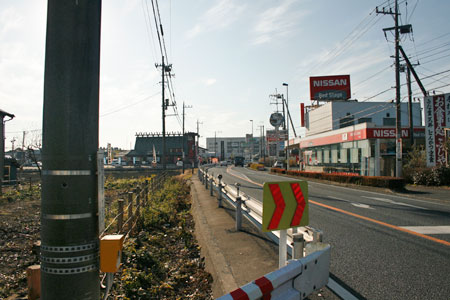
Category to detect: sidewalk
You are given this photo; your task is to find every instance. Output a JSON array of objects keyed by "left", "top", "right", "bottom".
[{"left": 189, "top": 172, "right": 336, "bottom": 299}]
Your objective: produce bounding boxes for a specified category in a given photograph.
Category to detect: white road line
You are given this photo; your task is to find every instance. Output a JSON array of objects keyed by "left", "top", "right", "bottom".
[
  {"left": 400, "top": 226, "right": 450, "bottom": 235},
  {"left": 327, "top": 196, "right": 374, "bottom": 209},
  {"left": 361, "top": 196, "right": 427, "bottom": 210},
  {"left": 351, "top": 203, "right": 374, "bottom": 209},
  {"left": 327, "top": 196, "right": 345, "bottom": 201}
]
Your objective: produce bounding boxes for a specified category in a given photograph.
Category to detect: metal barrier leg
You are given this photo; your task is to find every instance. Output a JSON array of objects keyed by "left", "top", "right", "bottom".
[
  {"left": 293, "top": 233, "right": 305, "bottom": 259},
  {"left": 236, "top": 197, "right": 242, "bottom": 231},
  {"left": 210, "top": 178, "right": 214, "bottom": 196},
  {"left": 279, "top": 230, "right": 287, "bottom": 268},
  {"left": 218, "top": 184, "right": 222, "bottom": 208}
]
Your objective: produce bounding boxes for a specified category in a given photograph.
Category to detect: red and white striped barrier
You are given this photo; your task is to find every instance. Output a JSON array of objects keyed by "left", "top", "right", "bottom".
[{"left": 217, "top": 244, "right": 330, "bottom": 300}]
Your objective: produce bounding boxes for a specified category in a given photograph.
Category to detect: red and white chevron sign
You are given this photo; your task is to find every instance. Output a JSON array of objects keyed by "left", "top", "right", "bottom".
[{"left": 262, "top": 181, "right": 309, "bottom": 232}]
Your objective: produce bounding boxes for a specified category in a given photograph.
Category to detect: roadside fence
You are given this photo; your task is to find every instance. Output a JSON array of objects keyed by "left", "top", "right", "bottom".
[{"left": 98, "top": 171, "right": 169, "bottom": 299}]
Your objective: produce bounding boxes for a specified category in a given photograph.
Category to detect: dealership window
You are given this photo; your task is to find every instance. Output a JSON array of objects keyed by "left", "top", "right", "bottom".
[
  {"left": 324, "top": 149, "right": 330, "bottom": 163},
  {"left": 316, "top": 150, "right": 322, "bottom": 164},
  {"left": 358, "top": 117, "right": 372, "bottom": 124},
  {"left": 380, "top": 139, "right": 396, "bottom": 155},
  {"left": 383, "top": 118, "right": 395, "bottom": 126},
  {"left": 339, "top": 114, "right": 354, "bottom": 128},
  {"left": 350, "top": 148, "right": 359, "bottom": 163},
  {"left": 331, "top": 144, "right": 339, "bottom": 163},
  {"left": 340, "top": 148, "right": 348, "bottom": 163}
]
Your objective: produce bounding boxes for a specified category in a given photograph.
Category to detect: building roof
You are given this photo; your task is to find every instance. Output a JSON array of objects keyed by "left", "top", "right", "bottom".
[{"left": 0, "top": 109, "right": 15, "bottom": 118}]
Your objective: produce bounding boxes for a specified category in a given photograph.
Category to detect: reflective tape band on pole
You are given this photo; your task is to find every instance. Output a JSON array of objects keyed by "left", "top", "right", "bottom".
[
  {"left": 43, "top": 213, "right": 92, "bottom": 220},
  {"left": 42, "top": 170, "right": 91, "bottom": 176}
]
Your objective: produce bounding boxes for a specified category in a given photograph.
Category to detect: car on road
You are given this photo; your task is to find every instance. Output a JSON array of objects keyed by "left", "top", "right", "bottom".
[
  {"left": 273, "top": 161, "right": 283, "bottom": 168},
  {"left": 176, "top": 161, "right": 183, "bottom": 167},
  {"left": 234, "top": 156, "right": 245, "bottom": 167},
  {"left": 219, "top": 161, "right": 228, "bottom": 166}
]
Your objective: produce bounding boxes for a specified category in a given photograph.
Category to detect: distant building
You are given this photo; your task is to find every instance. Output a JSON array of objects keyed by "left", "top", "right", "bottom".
[
  {"left": 3, "top": 156, "right": 20, "bottom": 184},
  {"left": 206, "top": 136, "right": 263, "bottom": 161},
  {"left": 127, "top": 132, "right": 197, "bottom": 165},
  {"left": 206, "top": 137, "right": 246, "bottom": 160}
]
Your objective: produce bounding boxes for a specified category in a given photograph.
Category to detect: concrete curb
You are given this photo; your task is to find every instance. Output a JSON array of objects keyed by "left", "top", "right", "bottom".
[{"left": 190, "top": 178, "right": 239, "bottom": 297}]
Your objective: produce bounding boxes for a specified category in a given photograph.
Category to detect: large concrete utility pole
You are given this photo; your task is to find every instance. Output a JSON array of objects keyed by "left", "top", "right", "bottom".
[{"left": 41, "top": 1, "right": 101, "bottom": 299}]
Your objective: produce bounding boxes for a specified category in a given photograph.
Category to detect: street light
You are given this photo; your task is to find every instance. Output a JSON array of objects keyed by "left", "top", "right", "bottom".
[
  {"left": 282, "top": 83, "right": 289, "bottom": 171},
  {"left": 250, "top": 120, "right": 253, "bottom": 161}
]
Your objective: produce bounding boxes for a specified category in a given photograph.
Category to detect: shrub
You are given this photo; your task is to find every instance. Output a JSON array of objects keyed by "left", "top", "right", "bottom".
[
  {"left": 250, "top": 163, "right": 265, "bottom": 171},
  {"left": 270, "top": 168, "right": 405, "bottom": 189},
  {"left": 410, "top": 166, "right": 450, "bottom": 186}
]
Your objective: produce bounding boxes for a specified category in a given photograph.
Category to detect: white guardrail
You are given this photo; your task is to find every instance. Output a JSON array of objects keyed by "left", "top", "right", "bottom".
[{"left": 198, "top": 165, "right": 331, "bottom": 300}]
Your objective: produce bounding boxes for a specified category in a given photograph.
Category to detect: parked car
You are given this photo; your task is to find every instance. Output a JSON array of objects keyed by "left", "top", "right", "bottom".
[
  {"left": 273, "top": 161, "right": 283, "bottom": 168},
  {"left": 176, "top": 161, "right": 183, "bottom": 167}
]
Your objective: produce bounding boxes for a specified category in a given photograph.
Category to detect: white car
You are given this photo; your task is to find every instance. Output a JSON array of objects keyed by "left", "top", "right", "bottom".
[
  {"left": 273, "top": 161, "right": 283, "bottom": 168},
  {"left": 219, "top": 161, "right": 228, "bottom": 166},
  {"left": 176, "top": 161, "right": 183, "bottom": 167}
]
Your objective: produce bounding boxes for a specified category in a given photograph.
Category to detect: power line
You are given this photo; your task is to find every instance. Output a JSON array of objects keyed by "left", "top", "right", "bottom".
[{"left": 100, "top": 92, "right": 161, "bottom": 117}]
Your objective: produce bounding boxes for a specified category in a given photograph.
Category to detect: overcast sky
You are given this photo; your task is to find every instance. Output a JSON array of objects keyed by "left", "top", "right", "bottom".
[{"left": 2, "top": 0, "right": 450, "bottom": 151}]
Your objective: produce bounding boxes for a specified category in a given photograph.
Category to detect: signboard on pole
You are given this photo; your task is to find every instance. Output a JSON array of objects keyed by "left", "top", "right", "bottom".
[
  {"left": 424, "top": 93, "right": 450, "bottom": 167},
  {"left": 310, "top": 75, "right": 351, "bottom": 100},
  {"left": 262, "top": 181, "right": 309, "bottom": 232}
]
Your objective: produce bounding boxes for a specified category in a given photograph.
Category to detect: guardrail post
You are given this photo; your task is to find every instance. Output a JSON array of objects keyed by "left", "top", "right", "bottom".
[
  {"left": 117, "top": 199, "right": 124, "bottom": 233},
  {"left": 313, "top": 229, "right": 323, "bottom": 242},
  {"left": 205, "top": 173, "right": 209, "bottom": 189},
  {"left": 136, "top": 187, "right": 141, "bottom": 221},
  {"left": 210, "top": 177, "right": 214, "bottom": 196},
  {"left": 128, "top": 191, "right": 134, "bottom": 234},
  {"left": 236, "top": 196, "right": 242, "bottom": 231},
  {"left": 217, "top": 176, "right": 223, "bottom": 208},
  {"left": 293, "top": 233, "right": 305, "bottom": 259}
]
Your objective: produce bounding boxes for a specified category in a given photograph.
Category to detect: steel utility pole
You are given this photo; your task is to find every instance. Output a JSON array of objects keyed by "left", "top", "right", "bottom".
[
  {"left": 394, "top": 0, "right": 402, "bottom": 178},
  {"left": 196, "top": 120, "right": 202, "bottom": 167},
  {"left": 283, "top": 83, "right": 289, "bottom": 170},
  {"left": 182, "top": 102, "right": 192, "bottom": 173},
  {"left": 41, "top": 1, "right": 101, "bottom": 299},
  {"left": 377, "top": 0, "right": 402, "bottom": 177},
  {"left": 250, "top": 119, "right": 253, "bottom": 161},
  {"left": 407, "top": 66, "right": 414, "bottom": 146},
  {"left": 0, "top": 110, "right": 15, "bottom": 196}
]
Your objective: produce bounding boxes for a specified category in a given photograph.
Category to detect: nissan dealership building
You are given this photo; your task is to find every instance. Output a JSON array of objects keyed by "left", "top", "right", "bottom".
[{"left": 288, "top": 75, "right": 425, "bottom": 176}]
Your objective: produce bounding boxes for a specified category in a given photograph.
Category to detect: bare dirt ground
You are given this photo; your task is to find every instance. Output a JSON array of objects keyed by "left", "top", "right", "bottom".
[{"left": 0, "top": 185, "right": 41, "bottom": 299}]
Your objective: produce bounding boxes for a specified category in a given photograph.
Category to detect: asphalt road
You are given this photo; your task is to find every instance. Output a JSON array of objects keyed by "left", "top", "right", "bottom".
[{"left": 204, "top": 165, "right": 450, "bottom": 300}]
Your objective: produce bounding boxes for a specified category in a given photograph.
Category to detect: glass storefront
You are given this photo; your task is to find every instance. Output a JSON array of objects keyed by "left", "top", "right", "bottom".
[{"left": 303, "top": 137, "right": 425, "bottom": 176}]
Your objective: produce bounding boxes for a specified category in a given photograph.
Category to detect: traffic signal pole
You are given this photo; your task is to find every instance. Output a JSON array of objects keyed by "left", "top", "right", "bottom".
[{"left": 41, "top": 1, "right": 101, "bottom": 299}]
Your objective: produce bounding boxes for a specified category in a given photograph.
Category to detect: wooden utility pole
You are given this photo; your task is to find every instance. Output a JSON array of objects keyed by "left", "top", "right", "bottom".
[{"left": 182, "top": 102, "right": 192, "bottom": 173}]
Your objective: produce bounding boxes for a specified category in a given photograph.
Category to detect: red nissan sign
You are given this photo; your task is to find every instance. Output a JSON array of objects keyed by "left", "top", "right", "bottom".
[{"left": 310, "top": 75, "right": 351, "bottom": 100}]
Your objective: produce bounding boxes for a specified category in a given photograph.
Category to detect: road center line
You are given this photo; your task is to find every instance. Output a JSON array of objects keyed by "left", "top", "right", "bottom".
[
  {"left": 400, "top": 226, "right": 450, "bottom": 235},
  {"left": 361, "top": 196, "right": 427, "bottom": 210},
  {"left": 309, "top": 199, "right": 450, "bottom": 247}
]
